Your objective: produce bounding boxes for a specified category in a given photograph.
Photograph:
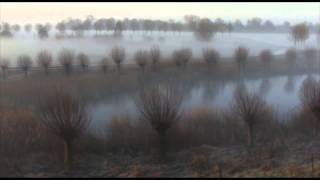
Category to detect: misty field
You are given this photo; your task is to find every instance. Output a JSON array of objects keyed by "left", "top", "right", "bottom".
[
  {"left": 1, "top": 7, "right": 320, "bottom": 177},
  {"left": 1, "top": 31, "right": 318, "bottom": 65}
]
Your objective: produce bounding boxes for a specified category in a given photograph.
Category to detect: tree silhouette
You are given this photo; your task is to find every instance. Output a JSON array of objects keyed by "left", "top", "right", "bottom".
[
  {"left": 37, "top": 50, "right": 53, "bottom": 76},
  {"left": 38, "top": 89, "right": 90, "bottom": 170},
  {"left": 17, "top": 55, "right": 33, "bottom": 77},
  {"left": 110, "top": 46, "right": 125, "bottom": 74},
  {"left": 291, "top": 23, "right": 309, "bottom": 46},
  {"left": 58, "top": 49, "right": 75, "bottom": 76},
  {"left": 136, "top": 84, "right": 183, "bottom": 158},
  {"left": 0, "top": 58, "right": 10, "bottom": 79}
]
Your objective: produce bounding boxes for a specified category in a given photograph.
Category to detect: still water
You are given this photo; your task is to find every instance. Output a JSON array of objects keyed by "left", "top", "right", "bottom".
[{"left": 89, "top": 73, "right": 320, "bottom": 129}]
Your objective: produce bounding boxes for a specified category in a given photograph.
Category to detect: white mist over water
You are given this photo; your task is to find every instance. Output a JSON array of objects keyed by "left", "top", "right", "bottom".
[{"left": 1, "top": 31, "right": 318, "bottom": 67}]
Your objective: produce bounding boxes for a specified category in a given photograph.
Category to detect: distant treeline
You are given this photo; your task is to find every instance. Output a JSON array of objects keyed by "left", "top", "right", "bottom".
[{"left": 1, "top": 15, "right": 319, "bottom": 38}]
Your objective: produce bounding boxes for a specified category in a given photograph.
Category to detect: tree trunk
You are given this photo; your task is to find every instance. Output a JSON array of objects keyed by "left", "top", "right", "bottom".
[
  {"left": 2, "top": 70, "right": 6, "bottom": 79},
  {"left": 45, "top": 68, "right": 49, "bottom": 76},
  {"left": 159, "top": 133, "right": 167, "bottom": 159},
  {"left": 64, "top": 139, "right": 73, "bottom": 171},
  {"left": 247, "top": 124, "right": 254, "bottom": 148},
  {"left": 117, "top": 64, "right": 121, "bottom": 74}
]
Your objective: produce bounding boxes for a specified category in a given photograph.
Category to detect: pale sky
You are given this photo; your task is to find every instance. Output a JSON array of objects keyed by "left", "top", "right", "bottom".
[{"left": 0, "top": 2, "right": 320, "bottom": 25}]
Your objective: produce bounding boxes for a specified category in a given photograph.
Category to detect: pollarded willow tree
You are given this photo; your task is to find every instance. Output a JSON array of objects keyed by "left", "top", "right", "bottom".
[
  {"left": 17, "top": 55, "right": 33, "bottom": 77},
  {"left": 136, "top": 84, "right": 183, "bottom": 158},
  {"left": 304, "top": 47, "right": 318, "bottom": 70},
  {"left": 300, "top": 76, "right": 320, "bottom": 137},
  {"left": 202, "top": 48, "right": 220, "bottom": 69},
  {"left": 285, "top": 48, "right": 298, "bottom": 67},
  {"left": 150, "top": 46, "right": 161, "bottom": 71},
  {"left": 231, "top": 87, "right": 273, "bottom": 149},
  {"left": 259, "top": 49, "right": 273, "bottom": 71},
  {"left": 38, "top": 88, "right": 91, "bottom": 170},
  {"left": 0, "top": 58, "right": 10, "bottom": 79},
  {"left": 134, "top": 50, "right": 149, "bottom": 73},
  {"left": 172, "top": 48, "right": 192, "bottom": 69},
  {"left": 234, "top": 46, "right": 249, "bottom": 72},
  {"left": 77, "top": 53, "right": 90, "bottom": 72},
  {"left": 291, "top": 23, "right": 309, "bottom": 47},
  {"left": 37, "top": 50, "right": 53, "bottom": 76},
  {"left": 100, "top": 57, "right": 109, "bottom": 74},
  {"left": 110, "top": 46, "right": 125, "bottom": 74},
  {"left": 58, "top": 49, "right": 75, "bottom": 76},
  {"left": 37, "top": 25, "right": 49, "bottom": 39},
  {"left": 194, "top": 18, "right": 216, "bottom": 41}
]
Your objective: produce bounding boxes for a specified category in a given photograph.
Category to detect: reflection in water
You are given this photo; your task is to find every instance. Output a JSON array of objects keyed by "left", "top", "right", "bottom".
[
  {"left": 258, "top": 78, "right": 271, "bottom": 97},
  {"left": 284, "top": 75, "right": 295, "bottom": 93},
  {"left": 201, "top": 80, "right": 226, "bottom": 103},
  {"left": 89, "top": 73, "right": 320, "bottom": 126},
  {"left": 234, "top": 80, "right": 247, "bottom": 96}
]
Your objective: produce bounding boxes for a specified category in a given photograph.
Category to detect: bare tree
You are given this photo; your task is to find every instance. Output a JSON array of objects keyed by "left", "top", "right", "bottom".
[
  {"left": 286, "top": 48, "right": 297, "bottom": 67},
  {"left": 136, "top": 84, "right": 183, "bottom": 158},
  {"left": 24, "top": 24, "right": 32, "bottom": 33},
  {"left": 304, "top": 47, "right": 318, "bottom": 69},
  {"left": 56, "top": 22, "right": 66, "bottom": 35},
  {"left": 0, "top": 58, "right": 10, "bottom": 79},
  {"left": 37, "top": 50, "right": 52, "bottom": 76},
  {"left": 194, "top": 18, "right": 216, "bottom": 41},
  {"left": 17, "top": 55, "right": 33, "bottom": 77},
  {"left": 100, "top": 57, "right": 109, "bottom": 74},
  {"left": 291, "top": 23, "right": 309, "bottom": 46},
  {"left": 300, "top": 76, "right": 320, "bottom": 136},
  {"left": 58, "top": 49, "right": 75, "bottom": 76},
  {"left": 77, "top": 53, "right": 90, "bottom": 72},
  {"left": 134, "top": 50, "right": 149, "bottom": 73},
  {"left": 38, "top": 89, "right": 90, "bottom": 170},
  {"left": 110, "top": 46, "right": 125, "bottom": 74},
  {"left": 150, "top": 46, "right": 161, "bottom": 71},
  {"left": 172, "top": 48, "right": 192, "bottom": 69},
  {"left": 259, "top": 49, "right": 273, "bottom": 71},
  {"left": 202, "top": 48, "right": 220, "bottom": 68},
  {"left": 234, "top": 46, "right": 249, "bottom": 72},
  {"left": 37, "top": 25, "right": 49, "bottom": 39},
  {"left": 232, "top": 87, "right": 272, "bottom": 148}
]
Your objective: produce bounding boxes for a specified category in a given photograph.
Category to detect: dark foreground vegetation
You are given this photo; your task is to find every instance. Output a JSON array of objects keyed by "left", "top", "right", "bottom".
[{"left": 0, "top": 46, "right": 320, "bottom": 177}]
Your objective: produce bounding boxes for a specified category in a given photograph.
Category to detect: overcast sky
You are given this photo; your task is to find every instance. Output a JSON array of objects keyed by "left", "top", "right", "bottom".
[{"left": 1, "top": 2, "right": 320, "bottom": 25}]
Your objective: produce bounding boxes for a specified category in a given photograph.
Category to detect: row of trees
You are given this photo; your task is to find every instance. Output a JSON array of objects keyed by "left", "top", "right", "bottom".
[
  {"left": 0, "top": 46, "right": 318, "bottom": 79},
  {"left": 17, "top": 70, "right": 320, "bottom": 170},
  {"left": 1, "top": 15, "right": 318, "bottom": 41},
  {"left": 2, "top": 16, "right": 318, "bottom": 35}
]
